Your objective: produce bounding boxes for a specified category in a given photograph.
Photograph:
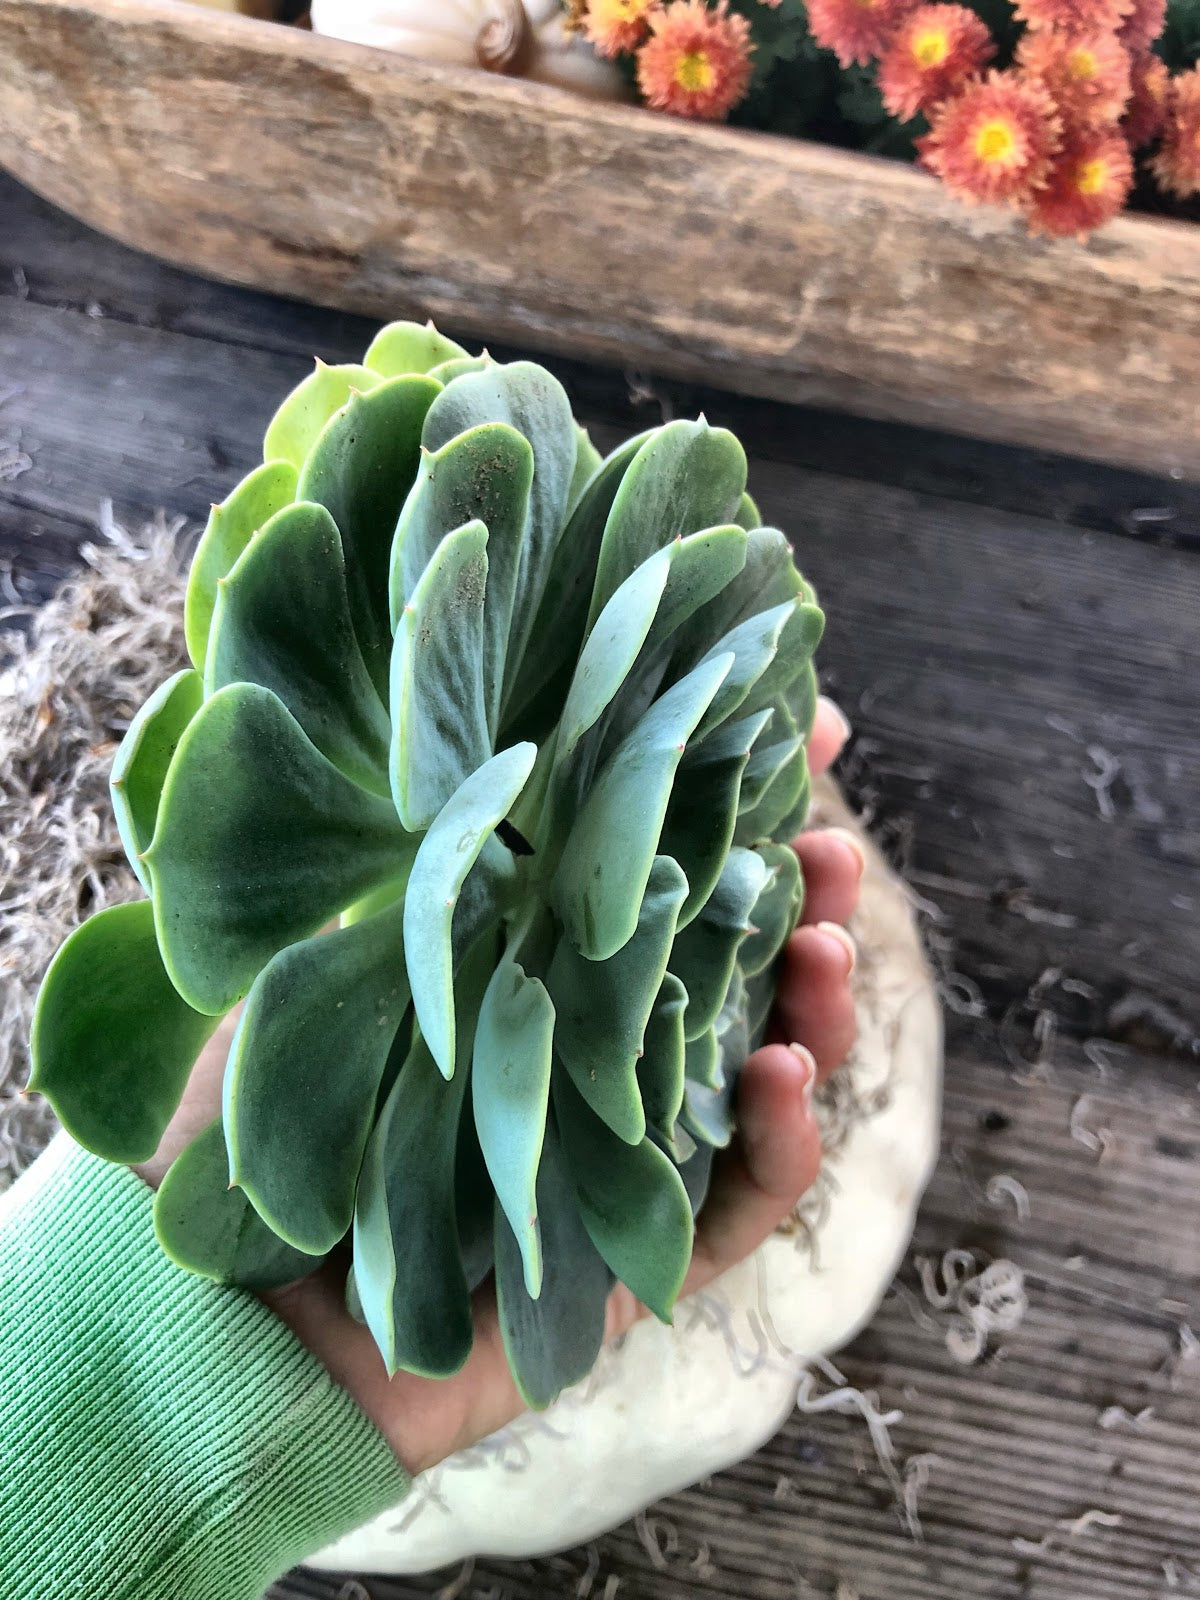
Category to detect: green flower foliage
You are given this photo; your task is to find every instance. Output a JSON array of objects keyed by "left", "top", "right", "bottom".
[{"left": 31, "top": 324, "right": 824, "bottom": 1405}]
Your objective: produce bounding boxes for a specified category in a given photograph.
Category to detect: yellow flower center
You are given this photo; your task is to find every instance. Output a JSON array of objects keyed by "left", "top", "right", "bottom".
[
  {"left": 674, "top": 49, "right": 715, "bottom": 92},
  {"left": 912, "top": 27, "right": 950, "bottom": 67},
  {"left": 975, "top": 117, "right": 1018, "bottom": 165},
  {"left": 1067, "top": 47, "right": 1098, "bottom": 80},
  {"left": 1076, "top": 156, "right": 1108, "bottom": 194}
]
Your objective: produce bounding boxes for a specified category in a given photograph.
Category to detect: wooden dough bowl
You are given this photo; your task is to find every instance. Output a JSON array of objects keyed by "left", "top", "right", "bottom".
[{"left": 2, "top": 0, "right": 1199, "bottom": 477}]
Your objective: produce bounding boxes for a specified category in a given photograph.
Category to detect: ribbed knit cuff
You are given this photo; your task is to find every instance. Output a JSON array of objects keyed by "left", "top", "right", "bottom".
[{"left": 0, "top": 1136, "right": 409, "bottom": 1599}]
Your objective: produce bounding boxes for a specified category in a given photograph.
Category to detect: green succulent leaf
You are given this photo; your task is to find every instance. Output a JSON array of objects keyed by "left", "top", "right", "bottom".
[
  {"left": 428, "top": 354, "right": 496, "bottom": 384},
  {"left": 185, "top": 461, "right": 298, "bottom": 673},
  {"left": 663, "top": 710, "right": 770, "bottom": 926},
  {"left": 298, "top": 375, "right": 441, "bottom": 698},
  {"left": 586, "top": 420, "right": 747, "bottom": 633},
  {"left": 584, "top": 525, "right": 750, "bottom": 764},
  {"left": 390, "top": 423, "right": 534, "bottom": 737},
  {"left": 495, "top": 1116, "right": 610, "bottom": 1411},
  {"left": 554, "top": 544, "right": 673, "bottom": 773},
  {"left": 554, "top": 1071, "right": 693, "bottom": 1324},
  {"left": 404, "top": 742, "right": 537, "bottom": 1079},
  {"left": 681, "top": 1074, "right": 735, "bottom": 1150},
  {"left": 503, "top": 431, "right": 650, "bottom": 735},
  {"left": 568, "top": 424, "right": 604, "bottom": 515},
  {"left": 636, "top": 972, "right": 689, "bottom": 1145},
  {"left": 155, "top": 1118, "right": 319, "bottom": 1290},
  {"left": 147, "top": 683, "right": 413, "bottom": 1015},
  {"left": 740, "top": 842, "right": 804, "bottom": 977},
  {"left": 671, "top": 848, "right": 772, "bottom": 1040},
  {"left": 738, "top": 713, "right": 799, "bottom": 815},
  {"left": 353, "top": 981, "right": 482, "bottom": 1378},
  {"left": 684, "top": 1023, "right": 721, "bottom": 1090},
  {"left": 548, "top": 855, "right": 688, "bottom": 1145},
  {"left": 29, "top": 900, "right": 220, "bottom": 1164},
  {"left": 694, "top": 600, "right": 796, "bottom": 739},
  {"left": 111, "top": 669, "right": 204, "bottom": 891},
  {"left": 223, "top": 896, "right": 410, "bottom": 1257},
  {"left": 472, "top": 951, "right": 555, "bottom": 1297},
  {"left": 423, "top": 362, "right": 578, "bottom": 711},
  {"left": 553, "top": 654, "right": 731, "bottom": 961},
  {"left": 671, "top": 527, "right": 800, "bottom": 678},
  {"left": 364, "top": 320, "right": 468, "bottom": 377},
  {"left": 390, "top": 521, "right": 493, "bottom": 831},
  {"left": 735, "top": 491, "right": 762, "bottom": 531},
  {"left": 263, "top": 362, "right": 384, "bottom": 471},
  {"left": 738, "top": 734, "right": 810, "bottom": 845},
  {"left": 206, "top": 502, "right": 391, "bottom": 796}
]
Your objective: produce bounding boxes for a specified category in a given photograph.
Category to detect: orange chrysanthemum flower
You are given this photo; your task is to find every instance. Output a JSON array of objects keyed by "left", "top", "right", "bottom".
[
  {"left": 1117, "top": 0, "right": 1166, "bottom": 48},
  {"left": 1029, "top": 128, "right": 1133, "bottom": 233},
  {"left": 1014, "top": 0, "right": 1132, "bottom": 35},
  {"left": 877, "top": 3, "right": 994, "bottom": 119},
  {"left": 1124, "top": 50, "right": 1169, "bottom": 145},
  {"left": 921, "top": 71, "right": 1062, "bottom": 204},
  {"left": 806, "top": 0, "right": 920, "bottom": 69},
  {"left": 1152, "top": 67, "right": 1200, "bottom": 196},
  {"left": 583, "top": 0, "right": 660, "bottom": 57},
  {"left": 1017, "top": 28, "right": 1132, "bottom": 128},
  {"left": 636, "top": 1, "right": 754, "bottom": 120}
]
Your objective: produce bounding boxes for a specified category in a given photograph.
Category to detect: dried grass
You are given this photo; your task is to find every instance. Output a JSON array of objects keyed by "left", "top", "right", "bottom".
[{"left": 0, "top": 511, "right": 189, "bottom": 1188}]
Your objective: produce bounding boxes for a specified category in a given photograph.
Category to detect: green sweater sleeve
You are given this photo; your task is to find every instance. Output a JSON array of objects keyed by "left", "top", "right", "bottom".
[{"left": 0, "top": 1136, "right": 410, "bottom": 1599}]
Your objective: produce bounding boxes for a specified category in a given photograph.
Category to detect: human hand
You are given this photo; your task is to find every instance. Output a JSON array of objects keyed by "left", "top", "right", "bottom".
[{"left": 138, "top": 697, "right": 863, "bottom": 1476}]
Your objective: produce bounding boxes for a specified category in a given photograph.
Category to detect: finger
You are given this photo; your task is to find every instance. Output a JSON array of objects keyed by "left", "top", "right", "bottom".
[
  {"left": 793, "top": 827, "right": 864, "bottom": 928},
  {"left": 683, "top": 1043, "right": 821, "bottom": 1294},
  {"left": 768, "top": 923, "right": 858, "bottom": 1082},
  {"left": 808, "top": 696, "right": 851, "bottom": 778}
]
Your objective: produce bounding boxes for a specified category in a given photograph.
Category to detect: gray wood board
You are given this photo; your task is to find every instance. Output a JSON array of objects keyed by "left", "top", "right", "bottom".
[{"left": 0, "top": 173, "right": 1196, "bottom": 1600}]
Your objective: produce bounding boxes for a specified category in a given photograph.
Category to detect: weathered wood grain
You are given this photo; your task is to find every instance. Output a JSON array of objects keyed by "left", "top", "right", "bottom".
[
  {"left": 2, "top": 0, "right": 1200, "bottom": 479},
  {"left": 2, "top": 177, "right": 1198, "bottom": 1600}
]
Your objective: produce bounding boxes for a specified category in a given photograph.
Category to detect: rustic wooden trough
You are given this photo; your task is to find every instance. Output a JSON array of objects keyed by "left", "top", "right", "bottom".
[{"left": 2, "top": 0, "right": 1199, "bottom": 475}]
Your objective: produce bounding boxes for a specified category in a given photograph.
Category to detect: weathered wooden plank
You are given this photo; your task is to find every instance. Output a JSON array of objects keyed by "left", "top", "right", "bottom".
[
  {"left": 5, "top": 171, "right": 1200, "bottom": 549},
  {"left": 3, "top": 0, "right": 1200, "bottom": 477}
]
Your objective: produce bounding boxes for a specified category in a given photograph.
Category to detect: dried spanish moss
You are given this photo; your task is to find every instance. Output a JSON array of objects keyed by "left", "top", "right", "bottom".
[{"left": 0, "top": 510, "right": 190, "bottom": 1188}]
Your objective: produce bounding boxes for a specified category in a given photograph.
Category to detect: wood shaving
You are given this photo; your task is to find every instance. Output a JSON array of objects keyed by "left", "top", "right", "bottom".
[{"left": 985, "top": 1174, "right": 1031, "bottom": 1222}]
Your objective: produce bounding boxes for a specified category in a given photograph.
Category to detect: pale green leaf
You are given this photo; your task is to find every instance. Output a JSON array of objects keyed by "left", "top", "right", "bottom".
[
  {"left": 553, "top": 654, "right": 731, "bottom": 961},
  {"left": 207, "top": 501, "right": 391, "bottom": 796},
  {"left": 30, "top": 900, "right": 219, "bottom": 1164},
  {"left": 554, "top": 1072, "right": 693, "bottom": 1324},
  {"left": 185, "top": 461, "right": 297, "bottom": 672},
  {"left": 111, "top": 669, "right": 204, "bottom": 891},
  {"left": 298, "top": 375, "right": 440, "bottom": 697},
  {"left": 146, "top": 684, "right": 413, "bottom": 1015},
  {"left": 472, "top": 952, "right": 555, "bottom": 1296},
  {"left": 663, "top": 710, "right": 769, "bottom": 926},
  {"left": 364, "top": 320, "right": 468, "bottom": 377},
  {"left": 548, "top": 856, "right": 688, "bottom": 1145},
  {"left": 155, "top": 1119, "right": 318, "bottom": 1290},
  {"left": 586, "top": 420, "right": 747, "bottom": 633},
  {"left": 495, "top": 1116, "right": 610, "bottom": 1410},
  {"left": 223, "top": 896, "right": 410, "bottom": 1256},
  {"left": 263, "top": 362, "right": 383, "bottom": 471},
  {"left": 404, "top": 742, "right": 536, "bottom": 1078},
  {"left": 390, "top": 521, "right": 492, "bottom": 831},
  {"left": 671, "top": 848, "right": 771, "bottom": 1040}
]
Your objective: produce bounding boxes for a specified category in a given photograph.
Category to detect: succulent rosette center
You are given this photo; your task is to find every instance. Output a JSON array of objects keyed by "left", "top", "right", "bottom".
[{"left": 31, "top": 323, "right": 824, "bottom": 1405}]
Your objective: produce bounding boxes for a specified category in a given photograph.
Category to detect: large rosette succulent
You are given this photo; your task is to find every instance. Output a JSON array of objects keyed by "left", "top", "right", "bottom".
[{"left": 31, "top": 323, "right": 823, "bottom": 1405}]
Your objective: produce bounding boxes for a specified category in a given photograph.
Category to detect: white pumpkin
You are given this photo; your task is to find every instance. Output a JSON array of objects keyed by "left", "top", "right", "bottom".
[
  {"left": 313, "top": 777, "right": 944, "bottom": 1574},
  {"left": 309, "top": 0, "right": 628, "bottom": 99}
]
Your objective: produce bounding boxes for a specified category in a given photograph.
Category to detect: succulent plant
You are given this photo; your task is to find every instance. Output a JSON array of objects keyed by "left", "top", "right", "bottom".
[{"left": 30, "top": 323, "right": 823, "bottom": 1405}]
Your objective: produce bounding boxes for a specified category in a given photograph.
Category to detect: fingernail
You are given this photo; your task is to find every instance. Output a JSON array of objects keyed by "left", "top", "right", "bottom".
[
  {"left": 816, "top": 921, "right": 857, "bottom": 975},
  {"left": 788, "top": 1042, "right": 817, "bottom": 1105},
  {"left": 818, "top": 695, "right": 852, "bottom": 749},
  {"left": 824, "top": 825, "right": 866, "bottom": 878}
]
